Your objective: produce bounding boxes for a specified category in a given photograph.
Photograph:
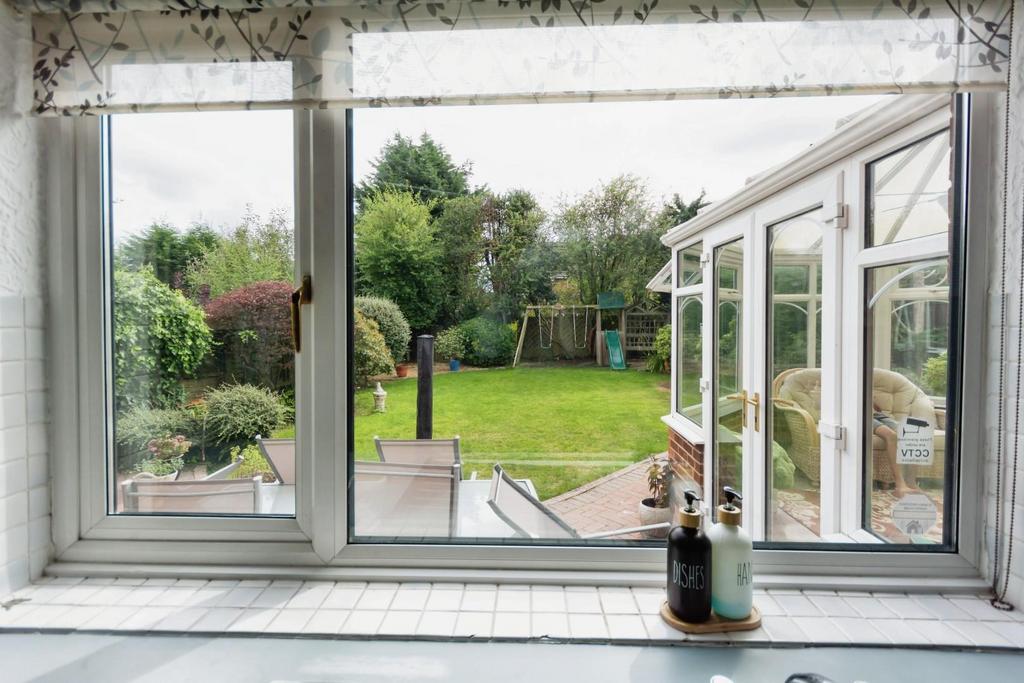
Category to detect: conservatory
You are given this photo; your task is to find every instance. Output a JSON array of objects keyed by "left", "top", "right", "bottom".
[{"left": 661, "top": 94, "right": 972, "bottom": 547}]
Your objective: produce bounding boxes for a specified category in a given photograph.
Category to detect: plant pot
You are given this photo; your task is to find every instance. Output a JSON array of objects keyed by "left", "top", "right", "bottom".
[
  {"left": 395, "top": 364, "right": 410, "bottom": 378},
  {"left": 638, "top": 497, "right": 673, "bottom": 538},
  {"left": 449, "top": 359, "right": 461, "bottom": 372}
]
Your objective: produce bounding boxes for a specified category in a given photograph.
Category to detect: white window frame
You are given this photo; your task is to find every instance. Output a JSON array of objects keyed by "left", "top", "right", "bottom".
[
  {"left": 45, "top": 98, "right": 992, "bottom": 588},
  {"left": 666, "top": 239, "right": 705, "bottom": 441}
]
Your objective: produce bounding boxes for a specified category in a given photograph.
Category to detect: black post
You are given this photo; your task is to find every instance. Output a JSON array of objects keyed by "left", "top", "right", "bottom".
[{"left": 416, "top": 335, "right": 434, "bottom": 440}]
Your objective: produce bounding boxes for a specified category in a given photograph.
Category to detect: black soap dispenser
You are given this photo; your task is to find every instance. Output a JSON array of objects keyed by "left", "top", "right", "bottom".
[{"left": 666, "top": 489, "right": 712, "bottom": 623}]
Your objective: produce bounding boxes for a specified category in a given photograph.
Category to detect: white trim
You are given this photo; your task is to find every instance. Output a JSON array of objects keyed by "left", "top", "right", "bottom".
[{"left": 661, "top": 414, "right": 704, "bottom": 445}]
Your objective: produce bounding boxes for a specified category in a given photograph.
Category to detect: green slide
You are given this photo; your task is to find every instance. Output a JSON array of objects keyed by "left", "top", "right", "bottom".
[{"left": 604, "top": 330, "right": 626, "bottom": 370}]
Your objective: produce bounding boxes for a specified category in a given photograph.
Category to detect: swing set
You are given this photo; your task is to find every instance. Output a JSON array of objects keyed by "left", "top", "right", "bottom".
[{"left": 512, "top": 304, "right": 597, "bottom": 366}]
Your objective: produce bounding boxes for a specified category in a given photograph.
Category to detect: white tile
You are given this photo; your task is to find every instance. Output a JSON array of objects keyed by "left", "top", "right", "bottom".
[
  {"left": 356, "top": 587, "right": 396, "bottom": 611},
  {"left": 830, "top": 617, "right": 889, "bottom": 643},
  {"left": 42, "top": 606, "right": 105, "bottom": 630},
  {"left": 189, "top": 607, "right": 243, "bottom": 632},
  {"left": 568, "top": 613, "right": 608, "bottom": 639},
  {"left": 49, "top": 584, "right": 102, "bottom": 604},
  {"left": 416, "top": 611, "right": 457, "bottom": 637},
  {"left": 237, "top": 579, "right": 271, "bottom": 588},
  {"left": 0, "top": 298, "right": 24, "bottom": 328},
  {"left": 531, "top": 612, "right": 569, "bottom": 638},
  {"left": 0, "top": 604, "right": 37, "bottom": 626},
  {"left": 565, "top": 590, "right": 602, "bottom": 614},
  {"left": 755, "top": 594, "right": 785, "bottom": 616},
  {"left": 78, "top": 606, "right": 139, "bottom": 630},
  {"left": 425, "top": 589, "right": 463, "bottom": 611},
  {"left": 226, "top": 608, "right": 280, "bottom": 633},
  {"left": 339, "top": 610, "right": 385, "bottom": 635},
  {"left": 453, "top": 611, "right": 492, "bottom": 637},
  {"left": 152, "top": 608, "right": 208, "bottom": 632},
  {"left": 842, "top": 596, "right": 896, "bottom": 619},
  {"left": 598, "top": 589, "right": 638, "bottom": 614},
  {"left": 430, "top": 583, "right": 464, "bottom": 591},
  {"left": 391, "top": 587, "right": 430, "bottom": 611},
  {"left": 267, "top": 608, "right": 314, "bottom": 633},
  {"left": 118, "top": 607, "right": 175, "bottom": 631},
  {"left": 184, "top": 587, "right": 233, "bottom": 608},
  {"left": 142, "top": 578, "right": 177, "bottom": 586},
  {"left": 983, "top": 621, "right": 1024, "bottom": 646},
  {"left": 760, "top": 615, "right": 806, "bottom": 642},
  {"left": 204, "top": 579, "right": 239, "bottom": 588},
  {"left": 773, "top": 593, "right": 821, "bottom": 617},
  {"left": 947, "top": 620, "right": 1014, "bottom": 647},
  {"left": 23, "top": 583, "right": 72, "bottom": 604},
  {"left": 377, "top": 610, "right": 422, "bottom": 636},
  {"left": 641, "top": 613, "right": 686, "bottom": 641},
  {"left": 869, "top": 619, "right": 929, "bottom": 645},
  {"left": 217, "top": 586, "right": 263, "bottom": 608},
  {"left": 80, "top": 585, "right": 133, "bottom": 606},
  {"left": 173, "top": 579, "right": 208, "bottom": 588},
  {"left": 911, "top": 595, "right": 973, "bottom": 621},
  {"left": 530, "top": 590, "right": 566, "bottom": 613},
  {"left": 806, "top": 595, "right": 859, "bottom": 618},
  {"left": 727, "top": 627, "right": 771, "bottom": 643},
  {"left": 464, "top": 583, "right": 497, "bottom": 592},
  {"left": 873, "top": 595, "right": 932, "bottom": 619},
  {"left": 789, "top": 617, "right": 850, "bottom": 644},
  {"left": 321, "top": 586, "right": 364, "bottom": 610},
  {"left": 10, "top": 604, "right": 71, "bottom": 628},
  {"left": 121, "top": 586, "right": 167, "bottom": 607},
  {"left": 148, "top": 588, "right": 199, "bottom": 607},
  {"left": 605, "top": 614, "right": 646, "bottom": 640},
  {"left": 285, "top": 583, "right": 332, "bottom": 610},
  {"left": 303, "top": 609, "right": 348, "bottom": 634},
  {"left": 948, "top": 597, "right": 1014, "bottom": 621},
  {"left": 492, "top": 612, "right": 531, "bottom": 638},
  {"left": 631, "top": 589, "right": 664, "bottom": 615},
  {"left": 459, "top": 590, "right": 496, "bottom": 612},
  {"left": 251, "top": 586, "right": 299, "bottom": 609},
  {"left": 495, "top": 590, "right": 530, "bottom": 612},
  {"left": 905, "top": 619, "right": 971, "bottom": 646}
]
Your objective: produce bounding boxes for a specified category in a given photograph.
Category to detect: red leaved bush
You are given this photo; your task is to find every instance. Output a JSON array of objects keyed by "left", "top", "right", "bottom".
[{"left": 205, "top": 281, "right": 293, "bottom": 391}]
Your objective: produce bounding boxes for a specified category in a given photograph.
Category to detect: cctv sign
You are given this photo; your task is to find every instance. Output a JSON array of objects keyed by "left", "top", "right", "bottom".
[{"left": 897, "top": 417, "right": 934, "bottom": 466}]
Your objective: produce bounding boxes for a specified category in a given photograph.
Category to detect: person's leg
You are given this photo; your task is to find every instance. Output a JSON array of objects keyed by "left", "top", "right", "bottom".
[{"left": 875, "top": 424, "right": 913, "bottom": 496}]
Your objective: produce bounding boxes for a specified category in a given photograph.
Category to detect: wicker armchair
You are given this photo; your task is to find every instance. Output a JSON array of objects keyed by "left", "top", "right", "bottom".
[{"left": 773, "top": 368, "right": 946, "bottom": 486}]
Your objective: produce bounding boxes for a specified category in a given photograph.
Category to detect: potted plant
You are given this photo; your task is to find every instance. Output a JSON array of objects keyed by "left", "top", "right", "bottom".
[
  {"left": 435, "top": 326, "right": 467, "bottom": 372},
  {"left": 638, "top": 455, "right": 673, "bottom": 538},
  {"left": 133, "top": 434, "right": 191, "bottom": 481}
]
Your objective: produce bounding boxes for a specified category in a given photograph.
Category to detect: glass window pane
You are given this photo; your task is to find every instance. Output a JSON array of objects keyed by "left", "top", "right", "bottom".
[
  {"left": 675, "top": 295, "right": 702, "bottom": 425},
  {"left": 765, "top": 208, "right": 824, "bottom": 542},
  {"left": 863, "top": 259, "right": 950, "bottom": 544},
  {"left": 677, "top": 243, "right": 703, "bottom": 288},
  {"left": 713, "top": 239, "right": 744, "bottom": 511},
  {"left": 867, "top": 130, "right": 951, "bottom": 246},
  {"left": 107, "top": 111, "right": 296, "bottom": 517}
]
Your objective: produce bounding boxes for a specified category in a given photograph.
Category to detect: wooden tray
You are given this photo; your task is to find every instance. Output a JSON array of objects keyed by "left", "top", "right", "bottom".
[{"left": 660, "top": 602, "right": 762, "bottom": 634}]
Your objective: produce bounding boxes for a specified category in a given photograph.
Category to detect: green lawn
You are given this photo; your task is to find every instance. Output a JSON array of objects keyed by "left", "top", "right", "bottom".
[{"left": 280, "top": 366, "right": 668, "bottom": 500}]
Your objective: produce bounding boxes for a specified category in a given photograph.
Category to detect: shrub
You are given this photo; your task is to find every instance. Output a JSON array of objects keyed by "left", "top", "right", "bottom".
[
  {"left": 113, "top": 268, "right": 213, "bottom": 411},
  {"left": 458, "top": 316, "right": 516, "bottom": 367},
  {"left": 205, "top": 383, "right": 289, "bottom": 445},
  {"left": 647, "top": 324, "right": 672, "bottom": 373},
  {"left": 355, "top": 296, "right": 412, "bottom": 364},
  {"left": 354, "top": 310, "right": 394, "bottom": 385},
  {"left": 434, "top": 326, "right": 467, "bottom": 361},
  {"left": 205, "top": 281, "right": 293, "bottom": 391},
  {"left": 228, "top": 444, "right": 277, "bottom": 483},
  {"left": 134, "top": 456, "right": 184, "bottom": 478},
  {"left": 921, "top": 352, "right": 948, "bottom": 396}
]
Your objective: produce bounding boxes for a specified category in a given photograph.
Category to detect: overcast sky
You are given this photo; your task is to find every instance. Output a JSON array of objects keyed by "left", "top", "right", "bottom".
[{"left": 111, "top": 95, "right": 888, "bottom": 241}]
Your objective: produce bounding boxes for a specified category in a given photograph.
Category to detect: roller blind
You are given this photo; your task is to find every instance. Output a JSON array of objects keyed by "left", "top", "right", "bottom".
[{"left": 23, "top": 0, "right": 1012, "bottom": 115}]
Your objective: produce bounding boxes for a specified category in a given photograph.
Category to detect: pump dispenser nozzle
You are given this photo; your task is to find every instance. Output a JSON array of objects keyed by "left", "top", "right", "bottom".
[
  {"left": 718, "top": 486, "right": 743, "bottom": 525},
  {"left": 679, "top": 489, "right": 702, "bottom": 528}
]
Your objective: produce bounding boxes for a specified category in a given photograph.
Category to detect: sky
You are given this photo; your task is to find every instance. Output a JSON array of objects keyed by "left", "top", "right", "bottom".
[{"left": 110, "top": 95, "right": 889, "bottom": 241}]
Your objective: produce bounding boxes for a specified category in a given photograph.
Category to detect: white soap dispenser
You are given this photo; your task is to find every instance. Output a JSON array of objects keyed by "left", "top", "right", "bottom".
[{"left": 707, "top": 486, "right": 753, "bottom": 620}]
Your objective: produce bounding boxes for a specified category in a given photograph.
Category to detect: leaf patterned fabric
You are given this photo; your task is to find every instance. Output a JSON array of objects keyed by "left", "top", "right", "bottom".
[{"left": 24, "top": 0, "right": 1013, "bottom": 115}]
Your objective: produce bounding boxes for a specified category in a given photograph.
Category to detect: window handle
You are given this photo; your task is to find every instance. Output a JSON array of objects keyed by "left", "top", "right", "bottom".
[
  {"left": 725, "top": 390, "right": 749, "bottom": 429},
  {"left": 291, "top": 275, "right": 313, "bottom": 353},
  {"left": 725, "top": 390, "right": 760, "bottom": 431}
]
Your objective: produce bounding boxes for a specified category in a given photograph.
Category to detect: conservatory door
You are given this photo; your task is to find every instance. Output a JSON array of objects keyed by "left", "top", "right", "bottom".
[
  {"left": 751, "top": 174, "right": 844, "bottom": 543},
  {"left": 705, "top": 219, "right": 754, "bottom": 521}
]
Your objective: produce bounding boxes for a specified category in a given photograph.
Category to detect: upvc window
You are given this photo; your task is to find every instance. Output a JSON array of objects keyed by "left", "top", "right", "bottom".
[{"left": 672, "top": 242, "right": 704, "bottom": 428}]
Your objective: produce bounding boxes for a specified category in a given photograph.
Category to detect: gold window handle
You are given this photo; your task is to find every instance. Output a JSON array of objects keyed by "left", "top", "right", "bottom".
[
  {"left": 291, "top": 275, "right": 313, "bottom": 353},
  {"left": 724, "top": 390, "right": 761, "bottom": 432}
]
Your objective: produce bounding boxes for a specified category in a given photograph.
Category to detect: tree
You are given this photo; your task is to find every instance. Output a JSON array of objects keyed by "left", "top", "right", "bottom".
[
  {"left": 186, "top": 208, "right": 294, "bottom": 300},
  {"left": 655, "top": 191, "right": 709, "bottom": 230},
  {"left": 433, "top": 195, "right": 488, "bottom": 327},
  {"left": 551, "top": 175, "right": 667, "bottom": 306},
  {"left": 355, "top": 191, "right": 443, "bottom": 332},
  {"left": 116, "top": 223, "right": 219, "bottom": 290},
  {"left": 356, "top": 133, "right": 472, "bottom": 214},
  {"left": 113, "top": 267, "right": 213, "bottom": 412},
  {"left": 479, "top": 190, "right": 555, "bottom": 322}
]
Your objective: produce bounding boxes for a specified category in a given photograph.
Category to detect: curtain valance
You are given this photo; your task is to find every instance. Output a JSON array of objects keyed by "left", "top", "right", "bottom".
[{"left": 24, "top": 0, "right": 1012, "bottom": 115}]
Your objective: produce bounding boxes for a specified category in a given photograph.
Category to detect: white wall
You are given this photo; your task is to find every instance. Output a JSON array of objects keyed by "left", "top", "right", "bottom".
[
  {"left": 0, "top": 3, "right": 50, "bottom": 597},
  {"left": 982, "top": 7, "right": 1024, "bottom": 608}
]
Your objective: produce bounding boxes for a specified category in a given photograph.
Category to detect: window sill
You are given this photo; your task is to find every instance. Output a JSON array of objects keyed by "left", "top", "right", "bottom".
[
  {"left": 661, "top": 414, "right": 705, "bottom": 445},
  {"left": 3, "top": 576, "right": 1017, "bottom": 649}
]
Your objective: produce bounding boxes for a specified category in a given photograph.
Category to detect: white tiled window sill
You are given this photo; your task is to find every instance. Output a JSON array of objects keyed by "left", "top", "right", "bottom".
[{"left": 2, "top": 578, "right": 1022, "bottom": 650}]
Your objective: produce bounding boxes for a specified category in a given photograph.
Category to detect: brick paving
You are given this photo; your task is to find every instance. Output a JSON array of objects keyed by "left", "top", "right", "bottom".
[{"left": 545, "top": 456, "right": 666, "bottom": 540}]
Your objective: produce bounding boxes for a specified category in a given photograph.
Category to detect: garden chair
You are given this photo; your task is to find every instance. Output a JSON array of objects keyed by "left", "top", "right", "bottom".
[
  {"left": 352, "top": 460, "right": 458, "bottom": 538},
  {"left": 773, "top": 368, "right": 945, "bottom": 485},
  {"left": 486, "top": 464, "right": 670, "bottom": 539},
  {"left": 256, "top": 436, "right": 295, "bottom": 485},
  {"left": 202, "top": 455, "right": 244, "bottom": 481},
  {"left": 121, "top": 477, "right": 262, "bottom": 515},
  {"left": 374, "top": 436, "right": 462, "bottom": 480}
]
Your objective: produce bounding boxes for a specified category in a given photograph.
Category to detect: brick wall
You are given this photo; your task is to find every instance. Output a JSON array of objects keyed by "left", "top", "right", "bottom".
[
  {"left": 0, "top": 4, "right": 49, "bottom": 597},
  {"left": 667, "top": 426, "right": 704, "bottom": 490}
]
